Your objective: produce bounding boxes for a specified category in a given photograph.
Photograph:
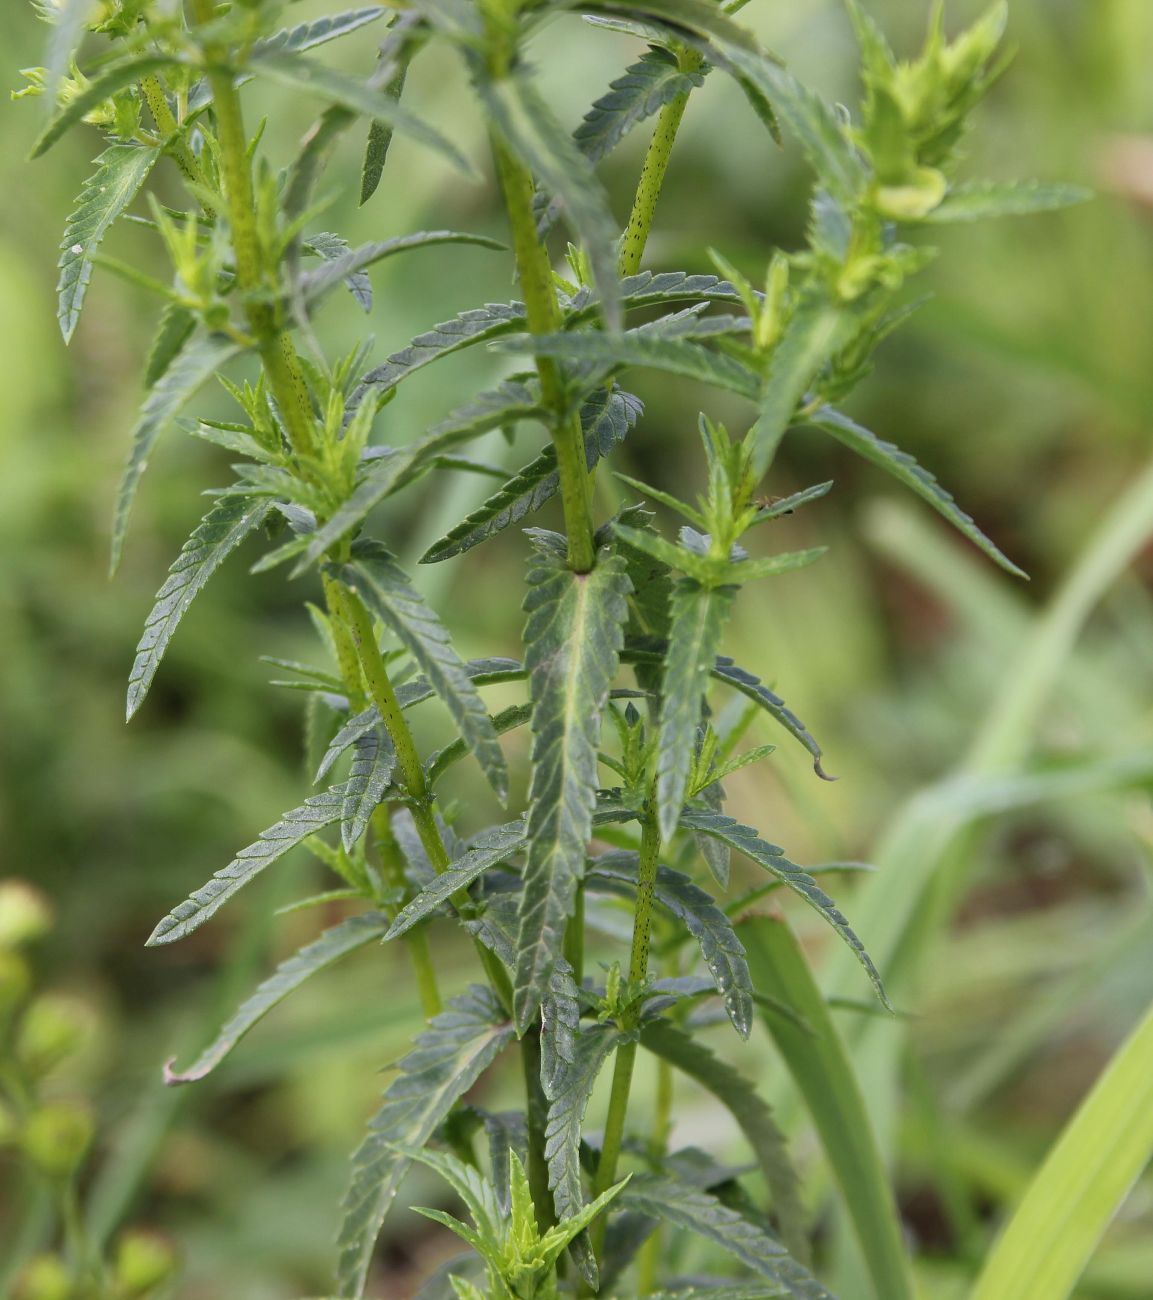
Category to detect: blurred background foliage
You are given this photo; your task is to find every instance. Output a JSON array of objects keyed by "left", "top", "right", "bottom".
[{"left": 2, "top": 0, "right": 1153, "bottom": 1296}]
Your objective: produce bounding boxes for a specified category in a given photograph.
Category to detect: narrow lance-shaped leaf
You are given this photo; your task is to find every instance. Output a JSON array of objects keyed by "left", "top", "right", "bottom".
[
  {"left": 810, "top": 406, "right": 1027, "bottom": 577},
  {"left": 639, "top": 1018, "right": 807, "bottom": 1264},
  {"left": 336, "top": 986, "right": 513, "bottom": 1298},
  {"left": 656, "top": 580, "right": 737, "bottom": 840},
  {"left": 302, "top": 231, "right": 373, "bottom": 311},
  {"left": 620, "top": 1174, "right": 830, "bottom": 1299},
  {"left": 540, "top": 959, "right": 580, "bottom": 1096},
  {"left": 339, "top": 542, "right": 508, "bottom": 800},
  {"left": 146, "top": 784, "right": 348, "bottom": 946},
  {"left": 386, "top": 819, "right": 528, "bottom": 939},
  {"left": 544, "top": 1022, "right": 625, "bottom": 1287},
  {"left": 513, "top": 547, "right": 632, "bottom": 1030},
  {"left": 127, "top": 496, "right": 271, "bottom": 720},
  {"left": 737, "top": 916, "right": 915, "bottom": 1300},
  {"left": 475, "top": 68, "right": 623, "bottom": 329},
  {"left": 111, "top": 332, "right": 243, "bottom": 574},
  {"left": 341, "top": 727, "right": 397, "bottom": 851},
  {"left": 143, "top": 301, "right": 196, "bottom": 387},
  {"left": 57, "top": 143, "right": 158, "bottom": 343},
  {"left": 250, "top": 6, "right": 386, "bottom": 59},
  {"left": 360, "top": 12, "right": 427, "bottom": 204},
  {"left": 680, "top": 809, "right": 888, "bottom": 1007},
  {"left": 164, "top": 911, "right": 391, "bottom": 1085},
  {"left": 920, "top": 179, "right": 1091, "bottom": 224},
  {"left": 421, "top": 388, "right": 642, "bottom": 564},
  {"left": 588, "top": 854, "right": 753, "bottom": 1039},
  {"left": 577, "top": 47, "right": 705, "bottom": 163}
]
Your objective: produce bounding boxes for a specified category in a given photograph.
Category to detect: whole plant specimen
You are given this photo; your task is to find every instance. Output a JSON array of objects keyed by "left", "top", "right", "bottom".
[{"left": 20, "top": 0, "right": 1083, "bottom": 1295}]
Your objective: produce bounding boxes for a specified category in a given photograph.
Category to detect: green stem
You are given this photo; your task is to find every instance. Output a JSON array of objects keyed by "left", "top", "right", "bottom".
[
  {"left": 139, "top": 73, "right": 209, "bottom": 199},
  {"left": 589, "top": 812, "right": 662, "bottom": 1263},
  {"left": 490, "top": 133, "right": 595, "bottom": 574},
  {"left": 520, "top": 1027, "right": 556, "bottom": 1233},
  {"left": 617, "top": 49, "right": 703, "bottom": 279}
]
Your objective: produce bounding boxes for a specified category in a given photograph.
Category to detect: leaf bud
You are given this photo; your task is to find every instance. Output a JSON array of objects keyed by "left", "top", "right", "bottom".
[{"left": 113, "top": 1229, "right": 180, "bottom": 1297}]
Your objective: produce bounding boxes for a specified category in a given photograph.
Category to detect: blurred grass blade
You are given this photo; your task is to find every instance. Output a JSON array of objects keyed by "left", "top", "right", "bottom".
[
  {"left": 969, "top": 993, "right": 1153, "bottom": 1300},
  {"left": 738, "top": 914, "right": 915, "bottom": 1300}
]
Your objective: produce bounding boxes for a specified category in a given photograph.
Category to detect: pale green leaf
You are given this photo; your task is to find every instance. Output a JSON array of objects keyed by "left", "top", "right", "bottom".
[
  {"left": 164, "top": 911, "right": 390, "bottom": 1084},
  {"left": 250, "top": 7, "right": 385, "bottom": 59},
  {"left": 922, "top": 179, "right": 1091, "bottom": 224},
  {"left": 146, "top": 784, "right": 347, "bottom": 945},
  {"left": 513, "top": 548, "right": 633, "bottom": 1030},
  {"left": 111, "top": 332, "right": 243, "bottom": 573},
  {"left": 127, "top": 495, "right": 270, "bottom": 720},
  {"left": 31, "top": 55, "right": 178, "bottom": 158},
  {"left": 57, "top": 143, "right": 158, "bottom": 343},
  {"left": 336, "top": 986, "right": 513, "bottom": 1298}
]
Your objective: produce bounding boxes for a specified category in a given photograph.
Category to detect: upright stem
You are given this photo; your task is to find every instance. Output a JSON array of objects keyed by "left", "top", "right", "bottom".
[
  {"left": 589, "top": 812, "right": 662, "bottom": 1263},
  {"left": 617, "top": 49, "right": 703, "bottom": 279},
  {"left": 491, "top": 134, "right": 596, "bottom": 574},
  {"left": 139, "top": 73, "right": 209, "bottom": 198}
]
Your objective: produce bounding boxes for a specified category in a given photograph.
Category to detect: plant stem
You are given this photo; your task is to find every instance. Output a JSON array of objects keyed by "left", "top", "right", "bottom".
[
  {"left": 589, "top": 811, "right": 662, "bottom": 1263},
  {"left": 490, "top": 134, "right": 595, "bottom": 574},
  {"left": 520, "top": 1027, "right": 557, "bottom": 1232},
  {"left": 618, "top": 49, "right": 703, "bottom": 278},
  {"left": 139, "top": 73, "right": 209, "bottom": 198}
]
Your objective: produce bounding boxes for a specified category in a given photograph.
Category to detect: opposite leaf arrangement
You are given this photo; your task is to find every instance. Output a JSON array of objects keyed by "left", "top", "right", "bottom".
[{"left": 22, "top": 0, "right": 1085, "bottom": 1296}]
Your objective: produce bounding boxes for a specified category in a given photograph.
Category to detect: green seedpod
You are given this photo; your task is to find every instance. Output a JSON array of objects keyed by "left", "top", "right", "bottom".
[
  {"left": 22, "top": 1102, "right": 94, "bottom": 1179},
  {"left": 0, "top": 949, "right": 33, "bottom": 1021},
  {"left": 13, "top": 1254, "right": 74, "bottom": 1300},
  {"left": 113, "top": 1229, "right": 180, "bottom": 1297},
  {"left": 15, "top": 993, "right": 93, "bottom": 1076},
  {"left": 0, "top": 879, "right": 54, "bottom": 948}
]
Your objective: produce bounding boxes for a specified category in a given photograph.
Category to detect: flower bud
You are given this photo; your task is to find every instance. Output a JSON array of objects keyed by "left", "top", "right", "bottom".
[
  {"left": 13, "top": 1254, "right": 73, "bottom": 1300},
  {"left": 114, "top": 1230, "right": 179, "bottom": 1297},
  {"left": 22, "top": 1102, "right": 94, "bottom": 1179},
  {"left": 0, "top": 1095, "right": 20, "bottom": 1146},
  {"left": 16, "top": 994, "right": 91, "bottom": 1076},
  {"left": 0, "top": 880, "right": 53, "bottom": 948},
  {"left": 0, "top": 950, "right": 32, "bottom": 1020}
]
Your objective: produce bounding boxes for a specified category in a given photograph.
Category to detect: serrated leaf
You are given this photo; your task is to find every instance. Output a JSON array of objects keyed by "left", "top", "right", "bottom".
[
  {"left": 921, "top": 179, "right": 1091, "bottom": 223},
  {"left": 163, "top": 911, "right": 390, "bottom": 1084},
  {"left": 299, "top": 230, "right": 504, "bottom": 305},
  {"left": 360, "top": 12, "right": 426, "bottom": 204},
  {"left": 127, "top": 495, "right": 270, "bottom": 720},
  {"left": 589, "top": 854, "right": 753, "bottom": 1038},
  {"left": 31, "top": 54, "right": 178, "bottom": 158},
  {"left": 811, "top": 406, "right": 1026, "bottom": 577},
  {"left": 341, "top": 727, "right": 397, "bottom": 851},
  {"left": 540, "top": 959, "right": 580, "bottom": 1095},
  {"left": 621, "top": 1173, "right": 829, "bottom": 1298},
  {"left": 679, "top": 810, "right": 887, "bottom": 1006},
  {"left": 336, "top": 986, "right": 513, "bottom": 1298},
  {"left": 303, "top": 231, "right": 373, "bottom": 311},
  {"left": 639, "top": 1018, "right": 807, "bottom": 1264},
  {"left": 250, "top": 7, "right": 385, "bottom": 59},
  {"left": 544, "top": 1021, "right": 624, "bottom": 1287},
  {"left": 748, "top": 298, "right": 850, "bottom": 479},
  {"left": 248, "top": 51, "right": 473, "bottom": 176},
  {"left": 421, "top": 388, "right": 641, "bottom": 563},
  {"left": 738, "top": 916, "right": 914, "bottom": 1300},
  {"left": 476, "top": 68, "right": 623, "bottom": 329},
  {"left": 146, "top": 784, "right": 347, "bottom": 946},
  {"left": 111, "top": 332, "right": 243, "bottom": 573},
  {"left": 656, "top": 580, "right": 737, "bottom": 840},
  {"left": 513, "top": 550, "right": 633, "bottom": 1030},
  {"left": 57, "top": 143, "right": 158, "bottom": 343},
  {"left": 385, "top": 819, "right": 528, "bottom": 939},
  {"left": 577, "top": 47, "right": 704, "bottom": 163},
  {"left": 339, "top": 543, "right": 508, "bottom": 800},
  {"left": 143, "top": 301, "right": 196, "bottom": 387}
]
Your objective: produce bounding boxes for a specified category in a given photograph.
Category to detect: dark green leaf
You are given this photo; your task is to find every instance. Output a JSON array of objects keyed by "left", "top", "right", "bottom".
[
  {"left": 299, "top": 231, "right": 504, "bottom": 306},
  {"left": 620, "top": 1174, "right": 829, "bottom": 1297},
  {"left": 341, "top": 727, "right": 397, "bottom": 851},
  {"left": 385, "top": 819, "right": 528, "bottom": 939},
  {"left": 811, "top": 406, "right": 1027, "bottom": 577},
  {"left": 656, "top": 580, "right": 737, "bottom": 840},
  {"left": 339, "top": 543, "right": 508, "bottom": 800},
  {"left": 678, "top": 810, "right": 887, "bottom": 1006},
  {"left": 302, "top": 231, "right": 373, "bottom": 311},
  {"left": 921, "top": 179, "right": 1091, "bottom": 223},
  {"left": 31, "top": 55, "right": 178, "bottom": 158},
  {"left": 589, "top": 854, "right": 753, "bottom": 1038},
  {"left": 540, "top": 959, "right": 580, "bottom": 1095},
  {"left": 576, "top": 47, "right": 704, "bottom": 163},
  {"left": 127, "top": 495, "right": 271, "bottom": 720},
  {"left": 640, "top": 1019, "right": 806, "bottom": 1262},
  {"left": 475, "top": 69, "right": 623, "bottom": 329},
  {"left": 146, "top": 784, "right": 348, "bottom": 945},
  {"left": 57, "top": 143, "right": 158, "bottom": 343},
  {"left": 513, "top": 549, "right": 633, "bottom": 1030},
  {"left": 247, "top": 51, "right": 473, "bottom": 175},
  {"left": 336, "top": 986, "right": 513, "bottom": 1298},
  {"left": 143, "top": 301, "right": 196, "bottom": 387},
  {"left": 421, "top": 388, "right": 641, "bottom": 563},
  {"left": 164, "top": 911, "right": 390, "bottom": 1084},
  {"left": 360, "top": 13, "right": 427, "bottom": 204},
  {"left": 544, "top": 1022, "right": 624, "bottom": 1287},
  {"left": 250, "top": 7, "right": 386, "bottom": 59},
  {"left": 111, "top": 332, "right": 243, "bottom": 573}
]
